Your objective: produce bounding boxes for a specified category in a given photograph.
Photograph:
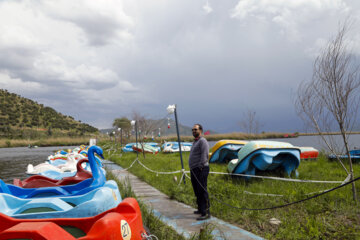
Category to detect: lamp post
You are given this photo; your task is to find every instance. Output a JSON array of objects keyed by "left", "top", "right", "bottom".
[
  {"left": 112, "top": 131, "right": 116, "bottom": 149},
  {"left": 167, "top": 104, "right": 185, "bottom": 184},
  {"left": 118, "top": 128, "right": 122, "bottom": 149},
  {"left": 131, "top": 120, "right": 138, "bottom": 157}
]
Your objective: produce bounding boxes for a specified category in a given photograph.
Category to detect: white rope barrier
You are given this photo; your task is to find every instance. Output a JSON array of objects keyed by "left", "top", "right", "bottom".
[
  {"left": 136, "top": 158, "right": 183, "bottom": 175},
  {"left": 207, "top": 171, "right": 347, "bottom": 184},
  {"left": 117, "top": 157, "right": 139, "bottom": 171},
  {"left": 113, "top": 158, "right": 353, "bottom": 201},
  {"left": 243, "top": 187, "right": 334, "bottom": 197},
  {"left": 243, "top": 191, "right": 283, "bottom": 197},
  {"left": 185, "top": 171, "right": 341, "bottom": 198},
  {"left": 109, "top": 156, "right": 347, "bottom": 184}
]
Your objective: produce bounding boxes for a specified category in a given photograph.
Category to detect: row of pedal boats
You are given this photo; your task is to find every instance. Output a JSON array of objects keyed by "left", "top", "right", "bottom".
[
  {"left": 0, "top": 145, "right": 147, "bottom": 239},
  {"left": 122, "top": 141, "right": 193, "bottom": 154},
  {"left": 123, "top": 140, "right": 321, "bottom": 177},
  {"left": 210, "top": 140, "right": 320, "bottom": 177},
  {"left": 210, "top": 139, "right": 360, "bottom": 177}
]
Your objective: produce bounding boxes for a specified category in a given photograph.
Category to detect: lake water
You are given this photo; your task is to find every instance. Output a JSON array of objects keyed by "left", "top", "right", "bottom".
[{"left": 0, "top": 146, "right": 74, "bottom": 183}]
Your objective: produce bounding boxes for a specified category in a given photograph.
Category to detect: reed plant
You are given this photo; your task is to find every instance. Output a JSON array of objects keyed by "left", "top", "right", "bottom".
[
  {"left": 0, "top": 136, "right": 91, "bottom": 148},
  {"left": 202, "top": 132, "right": 297, "bottom": 141},
  {"left": 103, "top": 143, "right": 360, "bottom": 240}
]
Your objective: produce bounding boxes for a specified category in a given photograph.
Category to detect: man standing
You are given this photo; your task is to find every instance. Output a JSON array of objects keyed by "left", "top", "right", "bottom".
[{"left": 189, "top": 123, "right": 210, "bottom": 220}]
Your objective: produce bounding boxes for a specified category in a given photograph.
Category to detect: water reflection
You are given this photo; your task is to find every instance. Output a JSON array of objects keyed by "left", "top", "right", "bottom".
[{"left": 0, "top": 146, "right": 75, "bottom": 183}]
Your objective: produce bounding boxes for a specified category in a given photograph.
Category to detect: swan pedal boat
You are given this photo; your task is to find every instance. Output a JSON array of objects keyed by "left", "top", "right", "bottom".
[
  {"left": 46, "top": 151, "right": 92, "bottom": 167},
  {"left": 132, "top": 143, "right": 159, "bottom": 154},
  {"left": 37, "top": 164, "right": 106, "bottom": 180},
  {"left": 14, "top": 159, "right": 93, "bottom": 188},
  {"left": 38, "top": 166, "right": 106, "bottom": 180},
  {"left": 0, "top": 180, "right": 121, "bottom": 219},
  {"left": 228, "top": 141, "right": 301, "bottom": 177},
  {"left": 209, "top": 140, "right": 248, "bottom": 163},
  {"left": 27, "top": 153, "right": 80, "bottom": 175},
  {"left": 162, "top": 142, "right": 192, "bottom": 153},
  {"left": 0, "top": 146, "right": 106, "bottom": 198},
  {"left": 0, "top": 197, "right": 146, "bottom": 240},
  {"left": 47, "top": 153, "right": 85, "bottom": 167}
]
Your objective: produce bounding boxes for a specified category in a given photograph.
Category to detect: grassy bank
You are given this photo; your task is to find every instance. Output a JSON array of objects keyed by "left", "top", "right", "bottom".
[
  {"left": 0, "top": 137, "right": 94, "bottom": 148},
  {"left": 106, "top": 170, "right": 214, "bottom": 240},
  {"left": 102, "top": 144, "right": 360, "bottom": 240}
]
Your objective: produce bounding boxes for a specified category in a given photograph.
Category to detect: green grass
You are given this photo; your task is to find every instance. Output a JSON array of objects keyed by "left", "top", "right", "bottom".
[
  {"left": 105, "top": 171, "right": 214, "bottom": 240},
  {"left": 102, "top": 144, "right": 360, "bottom": 240}
]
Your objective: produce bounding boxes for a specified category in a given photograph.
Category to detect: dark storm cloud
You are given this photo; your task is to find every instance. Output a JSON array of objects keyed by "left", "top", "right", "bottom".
[{"left": 0, "top": 0, "right": 359, "bottom": 132}]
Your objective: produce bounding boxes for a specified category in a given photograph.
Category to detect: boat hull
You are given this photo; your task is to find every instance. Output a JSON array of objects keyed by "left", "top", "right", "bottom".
[
  {"left": 299, "top": 147, "right": 319, "bottom": 161},
  {"left": 228, "top": 141, "right": 301, "bottom": 177},
  {"left": 0, "top": 146, "right": 106, "bottom": 198},
  {"left": 1, "top": 180, "right": 121, "bottom": 219},
  {"left": 132, "top": 143, "right": 159, "bottom": 154},
  {"left": 328, "top": 149, "right": 360, "bottom": 163},
  {"left": 14, "top": 159, "right": 92, "bottom": 188},
  {"left": 0, "top": 198, "right": 146, "bottom": 240},
  {"left": 162, "top": 142, "right": 192, "bottom": 153},
  {"left": 209, "top": 140, "right": 248, "bottom": 163}
]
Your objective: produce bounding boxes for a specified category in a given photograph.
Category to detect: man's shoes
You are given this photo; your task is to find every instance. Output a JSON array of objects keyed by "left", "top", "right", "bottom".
[
  {"left": 196, "top": 214, "right": 211, "bottom": 221},
  {"left": 193, "top": 210, "right": 201, "bottom": 214}
]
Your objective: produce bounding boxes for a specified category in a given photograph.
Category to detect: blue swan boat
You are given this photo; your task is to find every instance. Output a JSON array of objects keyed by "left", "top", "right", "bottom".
[
  {"left": 0, "top": 146, "right": 106, "bottom": 198},
  {"left": 228, "top": 141, "right": 301, "bottom": 177},
  {"left": 0, "top": 180, "right": 121, "bottom": 219}
]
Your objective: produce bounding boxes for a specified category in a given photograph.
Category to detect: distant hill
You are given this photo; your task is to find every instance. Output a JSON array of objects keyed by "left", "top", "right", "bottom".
[{"left": 0, "top": 89, "right": 97, "bottom": 138}]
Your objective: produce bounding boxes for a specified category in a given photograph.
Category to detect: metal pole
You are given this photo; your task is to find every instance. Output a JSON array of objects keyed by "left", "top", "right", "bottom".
[
  {"left": 113, "top": 131, "right": 116, "bottom": 150},
  {"left": 174, "top": 105, "right": 186, "bottom": 184},
  {"left": 120, "top": 129, "right": 123, "bottom": 148},
  {"left": 135, "top": 121, "right": 138, "bottom": 158}
]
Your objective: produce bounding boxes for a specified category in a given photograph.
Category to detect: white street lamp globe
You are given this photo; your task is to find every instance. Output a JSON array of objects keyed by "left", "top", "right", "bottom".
[{"left": 167, "top": 104, "right": 176, "bottom": 114}]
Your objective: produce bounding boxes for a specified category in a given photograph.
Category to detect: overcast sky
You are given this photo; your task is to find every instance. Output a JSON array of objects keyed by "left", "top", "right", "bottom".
[{"left": 0, "top": 0, "right": 359, "bottom": 133}]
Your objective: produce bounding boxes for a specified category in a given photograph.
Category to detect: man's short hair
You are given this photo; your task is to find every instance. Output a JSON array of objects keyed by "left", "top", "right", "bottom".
[{"left": 194, "top": 123, "right": 203, "bottom": 132}]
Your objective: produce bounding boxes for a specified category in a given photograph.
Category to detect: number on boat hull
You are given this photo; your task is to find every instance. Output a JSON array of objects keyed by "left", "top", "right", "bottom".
[{"left": 121, "top": 219, "right": 131, "bottom": 240}]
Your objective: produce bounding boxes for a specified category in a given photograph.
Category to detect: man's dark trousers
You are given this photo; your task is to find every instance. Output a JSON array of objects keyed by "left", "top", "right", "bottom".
[{"left": 190, "top": 166, "right": 210, "bottom": 215}]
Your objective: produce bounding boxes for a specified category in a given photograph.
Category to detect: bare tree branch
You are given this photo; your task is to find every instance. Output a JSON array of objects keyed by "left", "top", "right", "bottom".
[
  {"left": 238, "top": 109, "right": 263, "bottom": 134},
  {"left": 295, "top": 19, "right": 359, "bottom": 201}
]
